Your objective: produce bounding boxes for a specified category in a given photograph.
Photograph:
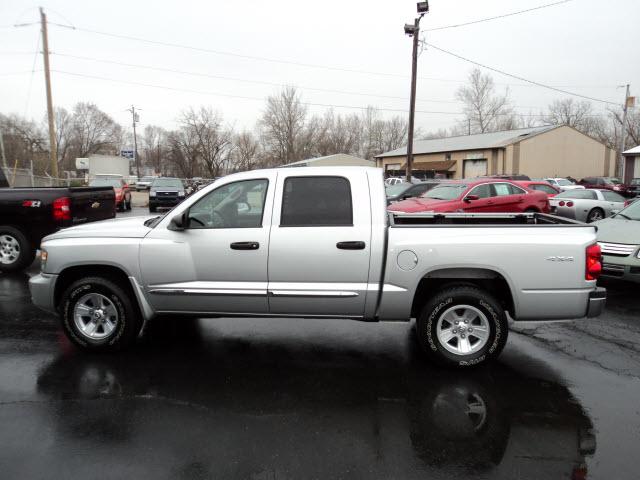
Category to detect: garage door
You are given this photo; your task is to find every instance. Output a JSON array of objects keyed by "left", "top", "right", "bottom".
[{"left": 463, "top": 159, "right": 487, "bottom": 178}]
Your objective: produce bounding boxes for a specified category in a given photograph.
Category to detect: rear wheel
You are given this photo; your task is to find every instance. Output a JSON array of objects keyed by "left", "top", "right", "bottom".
[
  {"left": 60, "top": 276, "right": 142, "bottom": 352},
  {"left": 416, "top": 286, "right": 508, "bottom": 368},
  {"left": 587, "top": 208, "right": 604, "bottom": 223},
  {"left": 0, "top": 226, "right": 36, "bottom": 272}
]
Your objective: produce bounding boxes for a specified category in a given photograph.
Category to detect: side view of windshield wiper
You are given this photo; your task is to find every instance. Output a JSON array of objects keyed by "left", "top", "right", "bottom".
[{"left": 614, "top": 213, "right": 632, "bottom": 220}]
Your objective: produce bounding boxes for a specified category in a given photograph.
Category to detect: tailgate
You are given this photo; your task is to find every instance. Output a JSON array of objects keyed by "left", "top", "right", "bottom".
[{"left": 69, "top": 187, "right": 116, "bottom": 224}]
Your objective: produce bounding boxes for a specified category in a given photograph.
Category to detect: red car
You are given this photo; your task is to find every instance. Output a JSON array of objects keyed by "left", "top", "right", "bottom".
[
  {"left": 578, "top": 176, "right": 633, "bottom": 196},
  {"left": 387, "top": 179, "right": 550, "bottom": 214},
  {"left": 89, "top": 177, "right": 132, "bottom": 211},
  {"left": 515, "top": 181, "right": 560, "bottom": 197}
]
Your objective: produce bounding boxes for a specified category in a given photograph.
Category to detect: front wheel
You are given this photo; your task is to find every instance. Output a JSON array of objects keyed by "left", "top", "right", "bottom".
[
  {"left": 416, "top": 286, "right": 508, "bottom": 368},
  {"left": 60, "top": 276, "right": 142, "bottom": 352}
]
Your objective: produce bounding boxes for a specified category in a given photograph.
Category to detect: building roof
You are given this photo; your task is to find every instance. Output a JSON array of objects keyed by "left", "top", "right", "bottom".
[
  {"left": 283, "top": 153, "right": 373, "bottom": 167},
  {"left": 375, "top": 125, "right": 558, "bottom": 158},
  {"left": 623, "top": 145, "right": 640, "bottom": 155}
]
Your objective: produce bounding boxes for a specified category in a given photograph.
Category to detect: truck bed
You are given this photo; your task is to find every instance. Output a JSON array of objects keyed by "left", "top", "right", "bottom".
[{"left": 390, "top": 212, "right": 584, "bottom": 226}]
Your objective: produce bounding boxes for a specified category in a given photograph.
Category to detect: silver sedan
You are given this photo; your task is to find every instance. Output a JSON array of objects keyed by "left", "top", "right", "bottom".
[{"left": 549, "top": 189, "right": 627, "bottom": 222}]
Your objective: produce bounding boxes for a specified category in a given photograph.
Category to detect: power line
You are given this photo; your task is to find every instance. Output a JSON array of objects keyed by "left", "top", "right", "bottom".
[
  {"left": 0, "top": 70, "right": 40, "bottom": 76},
  {"left": 50, "top": 69, "right": 611, "bottom": 119},
  {"left": 51, "top": 69, "right": 463, "bottom": 115},
  {"left": 424, "top": 42, "right": 620, "bottom": 106},
  {"left": 24, "top": 33, "right": 41, "bottom": 117},
  {"left": 425, "top": 0, "right": 574, "bottom": 31},
  {"left": 50, "top": 51, "right": 460, "bottom": 105}
]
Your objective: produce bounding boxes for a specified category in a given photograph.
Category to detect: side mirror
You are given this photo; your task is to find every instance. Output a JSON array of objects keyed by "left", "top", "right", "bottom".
[
  {"left": 168, "top": 212, "right": 187, "bottom": 231},
  {"left": 464, "top": 195, "right": 480, "bottom": 203}
]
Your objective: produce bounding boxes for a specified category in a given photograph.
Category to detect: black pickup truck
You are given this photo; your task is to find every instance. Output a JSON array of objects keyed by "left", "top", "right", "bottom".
[{"left": 0, "top": 169, "right": 116, "bottom": 272}]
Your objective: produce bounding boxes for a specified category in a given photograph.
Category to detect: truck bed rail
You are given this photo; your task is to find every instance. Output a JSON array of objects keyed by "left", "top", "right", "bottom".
[{"left": 389, "top": 212, "right": 586, "bottom": 226}]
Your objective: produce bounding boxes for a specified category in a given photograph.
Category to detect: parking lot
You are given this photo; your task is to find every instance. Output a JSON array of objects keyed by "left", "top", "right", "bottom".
[{"left": 1, "top": 256, "right": 639, "bottom": 478}]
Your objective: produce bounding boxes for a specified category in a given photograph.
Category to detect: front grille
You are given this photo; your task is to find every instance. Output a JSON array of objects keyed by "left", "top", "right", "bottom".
[
  {"left": 598, "top": 242, "right": 638, "bottom": 257},
  {"left": 602, "top": 263, "right": 625, "bottom": 277},
  {"left": 157, "top": 191, "right": 177, "bottom": 197}
]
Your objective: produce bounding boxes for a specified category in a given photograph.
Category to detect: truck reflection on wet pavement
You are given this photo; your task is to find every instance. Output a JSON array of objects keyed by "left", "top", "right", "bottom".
[{"left": 3, "top": 267, "right": 635, "bottom": 480}]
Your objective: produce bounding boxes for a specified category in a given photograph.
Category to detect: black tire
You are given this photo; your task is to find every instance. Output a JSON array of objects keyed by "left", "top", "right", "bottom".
[
  {"left": 149, "top": 204, "right": 156, "bottom": 213},
  {"left": 524, "top": 207, "right": 538, "bottom": 213},
  {"left": 60, "top": 276, "right": 142, "bottom": 352},
  {"left": 0, "top": 226, "right": 36, "bottom": 273},
  {"left": 125, "top": 195, "right": 132, "bottom": 211},
  {"left": 416, "top": 285, "right": 508, "bottom": 368},
  {"left": 587, "top": 208, "right": 604, "bottom": 223}
]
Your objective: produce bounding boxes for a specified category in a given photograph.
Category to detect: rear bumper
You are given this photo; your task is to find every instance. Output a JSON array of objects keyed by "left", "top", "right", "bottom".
[
  {"left": 587, "top": 287, "right": 606, "bottom": 317},
  {"left": 29, "top": 273, "right": 58, "bottom": 314}
]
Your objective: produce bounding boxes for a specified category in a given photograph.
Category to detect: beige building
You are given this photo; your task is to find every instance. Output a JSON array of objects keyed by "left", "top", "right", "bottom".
[
  {"left": 623, "top": 145, "right": 640, "bottom": 183},
  {"left": 283, "top": 153, "right": 375, "bottom": 168},
  {"left": 376, "top": 125, "right": 617, "bottom": 180}
]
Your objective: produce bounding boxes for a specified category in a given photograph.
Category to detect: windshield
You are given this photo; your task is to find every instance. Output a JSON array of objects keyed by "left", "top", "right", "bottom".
[
  {"left": 556, "top": 179, "right": 573, "bottom": 186},
  {"left": 423, "top": 184, "right": 467, "bottom": 200},
  {"left": 89, "top": 178, "right": 121, "bottom": 188},
  {"left": 386, "top": 184, "right": 409, "bottom": 196},
  {"left": 632, "top": 179, "right": 640, "bottom": 186},
  {"left": 604, "top": 177, "right": 622, "bottom": 185},
  {"left": 616, "top": 200, "right": 640, "bottom": 220},
  {"left": 152, "top": 178, "right": 183, "bottom": 188}
]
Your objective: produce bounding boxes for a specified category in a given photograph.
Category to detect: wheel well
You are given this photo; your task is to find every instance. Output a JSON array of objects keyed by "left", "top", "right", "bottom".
[
  {"left": 524, "top": 207, "right": 539, "bottom": 212},
  {"left": 54, "top": 265, "right": 137, "bottom": 312},
  {"left": 410, "top": 268, "right": 515, "bottom": 318}
]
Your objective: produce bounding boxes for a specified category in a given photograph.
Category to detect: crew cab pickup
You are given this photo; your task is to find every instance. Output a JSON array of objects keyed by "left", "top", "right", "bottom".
[
  {"left": 0, "top": 183, "right": 115, "bottom": 272},
  {"left": 29, "top": 167, "right": 606, "bottom": 367}
]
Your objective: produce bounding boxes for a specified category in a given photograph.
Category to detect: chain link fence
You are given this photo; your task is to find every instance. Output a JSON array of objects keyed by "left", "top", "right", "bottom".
[{"left": 1, "top": 167, "right": 85, "bottom": 188}]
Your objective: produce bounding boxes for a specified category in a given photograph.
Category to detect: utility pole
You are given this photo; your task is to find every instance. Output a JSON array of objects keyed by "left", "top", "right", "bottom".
[
  {"left": 404, "top": 2, "right": 429, "bottom": 183},
  {"left": 40, "top": 7, "right": 58, "bottom": 178},
  {"left": 617, "top": 84, "right": 631, "bottom": 180},
  {"left": 128, "top": 106, "right": 140, "bottom": 178}
]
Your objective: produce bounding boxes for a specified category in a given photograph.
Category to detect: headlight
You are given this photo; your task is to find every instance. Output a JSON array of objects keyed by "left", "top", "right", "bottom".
[
  {"left": 40, "top": 249, "right": 48, "bottom": 272},
  {"left": 149, "top": 191, "right": 156, "bottom": 197},
  {"left": 178, "top": 191, "right": 185, "bottom": 197}
]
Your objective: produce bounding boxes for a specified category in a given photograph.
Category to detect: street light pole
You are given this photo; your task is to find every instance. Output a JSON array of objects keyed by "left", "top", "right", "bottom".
[
  {"left": 404, "top": 2, "right": 428, "bottom": 183},
  {"left": 617, "top": 84, "right": 631, "bottom": 180}
]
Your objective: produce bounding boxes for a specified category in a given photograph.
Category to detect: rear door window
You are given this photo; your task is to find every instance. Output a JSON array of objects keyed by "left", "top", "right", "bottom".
[
  {"left": 601, "top": 191, "right": 625, "bottom": 202},
  {"left": 281, "top": 176, "right": 353, "bottom": 227}
]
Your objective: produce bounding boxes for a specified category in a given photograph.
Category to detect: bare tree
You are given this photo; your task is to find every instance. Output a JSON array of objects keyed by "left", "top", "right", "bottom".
[
  {"left": 544, "top": 99, "right": 594, "bottom": 129},
  {"left": 456, "top": 68, "right": 514, "bottom": 133},
  {"left": 180, "top": 107, "right": 233, "bottom": 178},
  {"left": 231, "top": 130, "right": 260, "bottom": 172},
  {"left": 259, "top": 87, "right": 307, "bottom": 164},
  {"left": 69, "top": 102, "right": 122, "bottom": 158},
  {"left": 0, "top": 113, "right": 48, "bottom": 171},
  {"left": 53, "top": 107, "right": 72, "bottom": 171},
  {"left": 142, "top": 125, "right": 167, "bottom": 174}
]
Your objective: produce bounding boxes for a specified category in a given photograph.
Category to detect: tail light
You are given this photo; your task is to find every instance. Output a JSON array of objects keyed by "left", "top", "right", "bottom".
[
  {"left": 624, "top": 200, "right": 631, "bottom": 207},
  {"left": 566, "top": 201, "right": 574, "bottom": 207},
  {"left": 559, "top": 201, "right": 565, "bottom": 206},
  {"left": 53, "top": 196, "right": 71, "bottom": 222},
  {"left": 585, "top": 243, "right": 602, "bottom": 281}
]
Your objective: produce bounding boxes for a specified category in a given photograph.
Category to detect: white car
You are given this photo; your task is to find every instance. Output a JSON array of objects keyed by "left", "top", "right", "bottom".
[
  {"left": 385, "top": 177, "right": 405, "bottom": 186},
  {"left": 549, "top": 189, "right": 627, "bottom": 223},
  {"left": 545, "top": 178, "right": 585, "bottom": 192}
]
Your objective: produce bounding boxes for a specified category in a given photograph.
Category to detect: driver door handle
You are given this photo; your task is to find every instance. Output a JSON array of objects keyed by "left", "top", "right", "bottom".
[
  {"left": 230, "top": 241, "right": 259, "bottom": 250},
  {"left": 337, "top": 241, "right": 366, "bottom": 250}
]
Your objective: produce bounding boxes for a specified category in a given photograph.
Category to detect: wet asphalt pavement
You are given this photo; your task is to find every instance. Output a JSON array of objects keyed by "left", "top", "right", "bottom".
[{"left": 1, "top": 208, "right": 640, "bottom": 479}]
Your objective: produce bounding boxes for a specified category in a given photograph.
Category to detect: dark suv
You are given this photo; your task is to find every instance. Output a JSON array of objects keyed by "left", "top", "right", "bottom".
[
  {"left": 149, "top": 177, "right": 186, "bottom": 212},
  {"left": 579, "top": 176, "right": 632, "bottom": 197},
  {"left": 628, "top": 178, "right": 640, "bottom": 197}
]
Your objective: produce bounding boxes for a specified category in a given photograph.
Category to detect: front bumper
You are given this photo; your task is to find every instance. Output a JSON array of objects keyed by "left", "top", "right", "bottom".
[
  {"left": 29, "top": 273, "right": 58, "bottom": 314},
  {"left": 587, "top": 287, "right": 606, "bottom": 317},
  {"left": 150, "top": 196, "right": 183, "bottom": 207},
  {"left": 600, "top": 254, "right": 640, "bottom": 283}
]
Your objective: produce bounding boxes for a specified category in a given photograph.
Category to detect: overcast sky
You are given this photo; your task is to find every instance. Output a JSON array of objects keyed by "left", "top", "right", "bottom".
[{"left": 1, "top": 0, "right": 638, "bottom": 140}]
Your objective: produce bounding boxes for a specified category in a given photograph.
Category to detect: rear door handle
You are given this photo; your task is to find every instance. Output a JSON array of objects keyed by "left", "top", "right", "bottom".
[
  {"left": 336, "top": 241, "right": 366, "bottom": 250},
  {"left": 230, "top": 241, "right": 259, "bottom": 250}
]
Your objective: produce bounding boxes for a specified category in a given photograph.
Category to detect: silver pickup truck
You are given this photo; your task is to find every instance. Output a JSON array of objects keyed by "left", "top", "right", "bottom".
[{"left": 30, "top": 167, "right": 606, "bottom": 367}]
